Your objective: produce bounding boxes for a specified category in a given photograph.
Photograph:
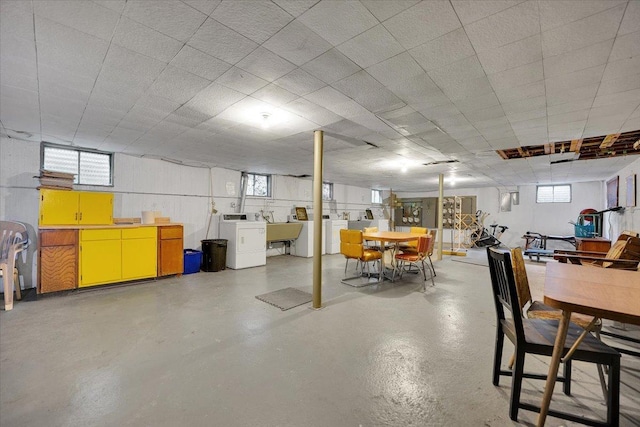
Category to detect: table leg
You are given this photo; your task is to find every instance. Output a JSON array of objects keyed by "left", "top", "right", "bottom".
[{"left": 537, "top": 310, "right": 571, "bottom": 427}]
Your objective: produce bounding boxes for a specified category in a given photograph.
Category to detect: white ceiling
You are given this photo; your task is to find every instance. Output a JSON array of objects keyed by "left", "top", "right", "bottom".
[{"left": 1, "top": 0, "right": 639, "bottom": 191}]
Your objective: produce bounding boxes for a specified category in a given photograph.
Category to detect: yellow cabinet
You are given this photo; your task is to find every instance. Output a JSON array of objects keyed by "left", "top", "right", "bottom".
[
  {"left": 40, "top": 189, "right": 113, "bottom": 225},
  {"left": 79, "top": 229, "right": 122, "bottom": 287},
  {"left": 122, "top": 228, "right": 157, "bottom": 280},
  {"left": 78, "top": 227, "right": 157, "bottom": 288}
]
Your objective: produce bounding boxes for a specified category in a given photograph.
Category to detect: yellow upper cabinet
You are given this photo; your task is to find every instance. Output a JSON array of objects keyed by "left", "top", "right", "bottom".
[{"left": 40, "top": 189, "right": 113, "bottom": 225}]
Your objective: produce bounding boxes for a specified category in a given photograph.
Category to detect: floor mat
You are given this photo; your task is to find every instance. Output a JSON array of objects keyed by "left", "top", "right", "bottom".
[{"left": 255, "top": 287, "right": 312, "bottom": 311}]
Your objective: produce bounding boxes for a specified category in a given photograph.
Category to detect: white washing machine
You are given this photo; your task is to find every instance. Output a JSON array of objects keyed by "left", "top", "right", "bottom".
[
  {"left": 219, "top": 214, "right": 266, "bottom": 269},
  {"left": 291, "top": 220, "right": 326, "bottom": 258},
  {"left": 326, "top": 219, "right": 348, "bottom": 254}
]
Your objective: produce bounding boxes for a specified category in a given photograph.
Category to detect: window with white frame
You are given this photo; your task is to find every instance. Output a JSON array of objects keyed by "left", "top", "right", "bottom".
[
  {"left": 41, "top": 142, "right": 113, "bottom": 186},
  {"left": 536, "top": 184, "right": 571, "bottom": 203},
  {"left": 322, "top": 182, "right": 333, "bottom": 201},
  {"left": 371, "top": 189, "right": 382, "bottom": 204},
  {"left": 245, "top": 173, "right": 271, "bottom": 197}
]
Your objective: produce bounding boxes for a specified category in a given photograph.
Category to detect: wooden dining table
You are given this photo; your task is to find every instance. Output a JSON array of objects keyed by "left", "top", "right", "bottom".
[
  {"left": 537, "top": 263, "right": 640, "bottom": 426},
  {"left": 362, "top": 231, "right": 420, "bottom": 281}
]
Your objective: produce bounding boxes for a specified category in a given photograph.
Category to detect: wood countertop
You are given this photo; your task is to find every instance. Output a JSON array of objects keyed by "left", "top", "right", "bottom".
[{"left": 39, "top": 223, "right": 183, "bottom": 230}]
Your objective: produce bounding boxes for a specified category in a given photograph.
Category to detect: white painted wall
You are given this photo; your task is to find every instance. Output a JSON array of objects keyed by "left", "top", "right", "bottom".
[
  {"left": 0, "top": 137, "right": 376, "bottom": 287},
  {"left": 396, "top": 181, "right": 604, "bottom": 249},
  {"left": 602, "top": 157, "right": 640, "bottom": 239}
]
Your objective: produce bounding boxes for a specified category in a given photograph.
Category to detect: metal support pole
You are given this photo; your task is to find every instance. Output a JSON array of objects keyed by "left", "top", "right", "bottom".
[
  {"left": 437, "top": 173, "right": 444, "bottom": 260},
  {"left": 312, "top": 130, "right": 323, "bottom": 309}
]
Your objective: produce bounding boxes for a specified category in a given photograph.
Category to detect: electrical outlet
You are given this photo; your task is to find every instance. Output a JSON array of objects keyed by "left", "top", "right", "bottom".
[{"left": 230, "top": 202, "right": 236, "bottom": 208}]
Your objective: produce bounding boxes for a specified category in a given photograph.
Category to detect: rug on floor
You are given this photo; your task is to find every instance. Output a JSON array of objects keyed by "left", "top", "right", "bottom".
[{"left": 255, "top": 287, "right": 312, "bottom": 311}]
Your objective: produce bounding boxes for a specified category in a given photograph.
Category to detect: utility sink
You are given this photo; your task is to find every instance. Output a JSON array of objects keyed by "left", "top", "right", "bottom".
[{"left": 266, "top": 222, "right": 303, "bottom": 242}]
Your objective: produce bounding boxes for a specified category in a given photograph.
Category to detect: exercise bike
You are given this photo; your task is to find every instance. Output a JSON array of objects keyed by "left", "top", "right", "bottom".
[{"left": 470, "top": 210, "right": 508, "bottom": 248}]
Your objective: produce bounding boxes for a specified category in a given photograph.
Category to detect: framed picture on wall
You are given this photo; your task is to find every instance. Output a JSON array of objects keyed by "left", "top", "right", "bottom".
[
  {"left": 295, "top": 206, "right": 308, "bottom": 221},
  {"left": 626, "top": 174, "right": 636, "bottom": 207},
  {"left": 606, "top": 176, "right": 619, "bottom": 209}
]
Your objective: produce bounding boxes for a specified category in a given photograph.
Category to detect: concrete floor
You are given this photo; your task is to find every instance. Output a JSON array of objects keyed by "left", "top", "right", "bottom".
[{"left": 1, "top": 252, "right": 639, "bottom": 426}]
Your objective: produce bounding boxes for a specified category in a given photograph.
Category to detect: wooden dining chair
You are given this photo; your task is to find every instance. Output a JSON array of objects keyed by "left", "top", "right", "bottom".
[
  {"left": 486, "top": 247, "right": 621, "bottom": 426},
  {"left": 394, "top": 235, "right": 434, "bottom": 290},
  {"left": 340, "top": 229, "right": 382, "bottom": 286},
  {"left": 510, "top": 247, "right": 607, "bottom": 401},
  {"left": 554, "top": 234, "right": 640, "bottom": 270}
]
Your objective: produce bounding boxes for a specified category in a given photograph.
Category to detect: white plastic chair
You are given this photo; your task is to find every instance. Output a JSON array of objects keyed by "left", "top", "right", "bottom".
[{"left": 1, "top": 221, "right": 29, "bottom": 311}]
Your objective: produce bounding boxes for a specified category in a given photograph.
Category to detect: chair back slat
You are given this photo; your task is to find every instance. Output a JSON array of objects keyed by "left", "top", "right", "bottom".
[
  {"left": 1, "top": 221, "right": 28, "bottom": 262},
  {"left": 510, "top": 247, "right": 532, "bottom": 309},
  {"left": 416, "top": 235, "right": 430, "bottom": 255},
  {"left": 487, "top": 247, "right": 525, "bottom": 343}
]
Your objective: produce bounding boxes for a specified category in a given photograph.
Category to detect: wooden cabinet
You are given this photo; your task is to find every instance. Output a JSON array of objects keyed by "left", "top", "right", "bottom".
[
  {"left": 40, "top": 189, "right": 113, "bottom": 225},
  {"left": 122, "top": 227, "right": 157, "bottom": 280},
  {"left": 576, "top": 237, "right": 611, "bottom": 253},
  {"left": 158, "top": 225, "right": 183, "bottom": 276},
  {"left": 38, "top": 229, "right": 78, "bottom": 293}
]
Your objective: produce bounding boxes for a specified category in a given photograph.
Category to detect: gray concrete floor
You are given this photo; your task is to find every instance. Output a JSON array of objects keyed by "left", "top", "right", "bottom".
[{"left": 1, "top": 252, "right": 639, "bottom": 426}]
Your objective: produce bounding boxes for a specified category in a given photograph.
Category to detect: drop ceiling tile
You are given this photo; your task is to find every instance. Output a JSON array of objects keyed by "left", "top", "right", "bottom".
[
  {"left": 123, "top": 0, "right": 206, "bottom": 42},
  {"left": 465, "top": 105, "right": 506, "bottom": 123},
  {"left": 263, "top": 21, "right": 331, "bottom": 67},
  {"left": 282, "top": 98, "right": 343, "bottom": 126},
  {"left": 274, "top": 68, "right": 325, "bottom": 96},
  {"left": 474, "top": 115, "right": 510, "bottom": 130},
  {"left": 454, "top": 92, "right": 500, "bottom": 114},
  {"left": 302, "top": 48, "right": 361, "bottom": 84},
  {"left": 181, "top": 0, "right": 220, "bottom": 15},
  {"left": 547, "top": 84, "right": 599, "bottom": 107},
  {"left": 506, "top": 108, "right": 546, "bottom": 123},
  {"left": 428, "top": 55, "right": 486, "bottom": 88},
  {"left": 609, "top": 30, "right": 640, "bottom": 62},
  {"left": 33, "top": 0, "right": 119, "bottom": 41},
  {"left": 211, "top": 1, "right": 292, "bottom": 44},
  {"left": 1, "top": 0, "right": 34, "bottom": 40},
  {"left": 332, "top": 70, "right": 383, "bottom": 99},
  {"left": 602, "top": 56, "right": 640, "bottom": 81},
  {"left": 547, "top": 109, "right": 590, "bottom": 126},
  {"left": 366, "top": 53, "right": 423, "bottom": 87},
  {"left": 476, "top": 35, "right": 542, "bottom": 75},
  {"left": 337, "top": 25, "right": 405, "bottom": 69},
  {"left": 409, "top": 28, "right": 475, "bottom": 72},
  {"left": 417, "top": 103, "right": 462, "bottom": 121},
  {"left": 188, "top": 18, "right": 258, "bottom": 64},
  {"left": 541, "top": 4, "right": 625, "bottom": 58},
  {"left": 593, "top": 88, "right": 640, "bottom": 108},
  {"left": 620, "top": 116, "right": 640, "bottom": 133},
  {"left": 494, "top": 80, "right": 545, "bottom": 104},
  {"left": 543, "top": 39, "right": 613, "bottom": 77},
  {"left": 169, "top": 46, "right": 231, "bottom": 81},
  {"left": 538, "top": 0, "right": 626, "bottom": 32},
  {"left": 251, "top": 84, "right": 298, "bottom": 107},
  {"left": 214, "top": 68, "right": 268, "bottom": 99},
  {"left": 383, "top": 1, "right": 461, "bottom": 49},
  {"left": 619, "top": 0, "right": 640, "bottom": 36},
  {"left": 236, "top": 47, "right": 296, "bottom": 82},
  {"left": 360, "top": 0, "right": 419, "bottom": 21},
  {"left": 544, "top": 64, "right": 605, "bottom": 95},
  {"left": 597, "top": 73, "right": 640, "bottom": 97},
  {"left": 304, "top": 86, "right": 369, "bottom": 118},
  {"left": 112, "top": 16, "right": 183, "bottom": 62},
  {"left": 488, "top": 61, "right": 543, "bottom": 91},
  {"left": 589, "top": 100, "right": 640, "bottom": 119},
  {"left": 583, "top": 115, "right": 627, "bottom": 134},
  {"left": 488, "top": 136, "right": 520, "bottom": 149},
  {"left": 148, "top": 66, "right": 212, "bottom": 104},
  {"left": 99, "top": 44, "right": 167, "bottom": 91},
  {"left": 1, "top": 36, "right": 38, "bottom": 92},
  {"left": 35, "top": 16, "right": 109, "bottom": 78},
  {"left": 439, "top": 76, "right": 495, "bottom": 102},
  {"left": 464, "top": 1, "right": 539, "bottom": 51},
  {"left": 452, "top": 0, "right": 524, "bottom": 25},
  {"left": 298, "top": 1, "right": 378, "bottom": 46},
  {"left": 388, "top": 74, "right": 443, "bottom": 105},
  {"left": 546, "top": 98, "right": 594, "bottom": 116},
  {"left": 501, "top": 95, "right": 546, "bottom": 115},
  {"left": 272, "top": 0, "right": 318, "bottom": 18}
]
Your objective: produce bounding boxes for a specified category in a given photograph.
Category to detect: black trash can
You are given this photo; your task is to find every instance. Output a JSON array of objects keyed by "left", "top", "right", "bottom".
[{"left": 201, "top": 239, "right": 228, "bottom": 272}]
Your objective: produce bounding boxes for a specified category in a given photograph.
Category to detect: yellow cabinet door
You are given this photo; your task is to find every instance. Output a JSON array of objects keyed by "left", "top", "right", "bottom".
[
  {"left": 39, "top": 189, "right": 79, "bottom": 225},
  {"left": 122, "top": 237, "right": 157, "bottom": 280},
  {"left": 79, "top": 239, "right": 122, "bottom": 287},
  {"left": 79, "top": 192, "right": 113, "bottom": 225},
  {"left": 122, "top": 228, "right": 157, "bottom": 280}
]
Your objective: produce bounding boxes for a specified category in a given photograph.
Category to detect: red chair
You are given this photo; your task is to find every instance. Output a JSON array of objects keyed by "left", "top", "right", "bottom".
[{"left": 394, "top": 235, "right": 434, "bottom": 290}]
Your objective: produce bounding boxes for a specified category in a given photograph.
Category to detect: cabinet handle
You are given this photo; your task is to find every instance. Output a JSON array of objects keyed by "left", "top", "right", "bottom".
[
  {"left": 79, "top": 212, "right": 83, "bottom": 220},
  {"left": 75, "top": 213, "right": 78, "bottom": 220}
]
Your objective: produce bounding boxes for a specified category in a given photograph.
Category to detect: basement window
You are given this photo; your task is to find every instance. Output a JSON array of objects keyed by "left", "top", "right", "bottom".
[
  {"left": 41, "top": 142, "right": 113, "bottom": 186},
  {"left": 372, "top": 189, "right": 382, "bottom": 204},
  {"left": 323, "top": 182, "right": 333, "bottom": 201},
  {"left": 245, "top": 173, "right": 271, "bottom": 197},
  {"left": 536, "top": 185, "right": 571, "bottom": 203}
]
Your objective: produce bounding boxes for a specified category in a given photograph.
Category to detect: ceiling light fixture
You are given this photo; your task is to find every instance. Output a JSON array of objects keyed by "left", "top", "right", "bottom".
[{"left": 260, "top": 112, "right": 271, "bottom": 129}]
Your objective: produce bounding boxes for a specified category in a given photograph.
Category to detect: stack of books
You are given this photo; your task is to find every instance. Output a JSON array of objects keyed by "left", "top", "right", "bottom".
[{"left": 36, "top": 170, "right": 75, "bottom": 190}]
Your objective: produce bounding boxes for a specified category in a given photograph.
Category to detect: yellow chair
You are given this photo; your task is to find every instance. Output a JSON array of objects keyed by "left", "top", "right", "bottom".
[
  {"left": 394, "top": 235, "right": 434, "bottom": 290},
  {"left": 340, "top": 229, "right": 382, "bottom": 285},
  {"left": 363, "top": 226, "right": 378, "bottom": 249}
]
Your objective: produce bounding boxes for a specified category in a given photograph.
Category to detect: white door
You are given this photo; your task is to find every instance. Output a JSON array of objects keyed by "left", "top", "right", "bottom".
[{"left": 237, "top": 226, "right": 265, "bottom": 252}]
